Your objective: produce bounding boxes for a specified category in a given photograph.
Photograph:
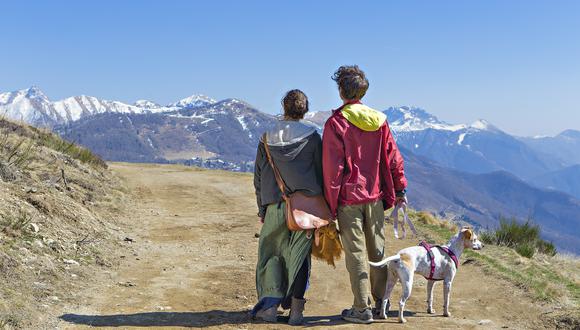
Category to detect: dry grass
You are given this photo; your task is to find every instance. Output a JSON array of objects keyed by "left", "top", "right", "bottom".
[
  {"left": 0, "top": 118, "right": 128, "bottom": 328},
  {"left": 0, "top": 118, "right": 106, "bottom": 169}
]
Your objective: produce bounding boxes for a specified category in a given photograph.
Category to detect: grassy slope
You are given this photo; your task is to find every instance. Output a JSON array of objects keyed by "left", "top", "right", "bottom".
[
  {"left": 0, "top": 119, "right": 128, "bottom": 328},
  {"left": 408, "top": 211, "right": 579, "bottom": 328}
]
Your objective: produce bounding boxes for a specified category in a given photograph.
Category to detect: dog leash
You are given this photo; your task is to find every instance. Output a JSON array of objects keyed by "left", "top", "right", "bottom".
[{"left": 391, "top": 201, "right": 417, "bottom": 239}]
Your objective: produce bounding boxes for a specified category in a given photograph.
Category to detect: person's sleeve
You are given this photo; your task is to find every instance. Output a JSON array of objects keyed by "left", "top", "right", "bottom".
[
  {"left": 322, "top": 121, "right": 345, "bottom": 218},
  {"left": 384, "top": 123, "right": 407, "bottom": 192},
  {"left": 313, "top": 133, "right": 323, "bottom": 189},
  {"left": 254, "top": 142, "right": 267, "bottom": 218}
]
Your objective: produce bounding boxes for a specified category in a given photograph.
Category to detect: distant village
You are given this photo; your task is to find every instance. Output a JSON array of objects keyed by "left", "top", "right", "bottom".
[{"left": 184, "top": 157, "right": 254, "bottom": 172}]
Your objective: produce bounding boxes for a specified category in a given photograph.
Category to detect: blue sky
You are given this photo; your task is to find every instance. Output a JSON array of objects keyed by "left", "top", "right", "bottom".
[{"left": 1, "top": 1, "right": 579, "bottom": 136}]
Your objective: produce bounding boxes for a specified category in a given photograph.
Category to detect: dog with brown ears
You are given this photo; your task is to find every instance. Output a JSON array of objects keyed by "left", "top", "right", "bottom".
[{"left": 369, "top": 227, "right": 483, "bottom": 323}]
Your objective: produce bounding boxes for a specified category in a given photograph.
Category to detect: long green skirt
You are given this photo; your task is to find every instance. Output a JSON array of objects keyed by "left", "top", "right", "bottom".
[{"left": 254, "top": 201, "right": 312, "bottom": 310}]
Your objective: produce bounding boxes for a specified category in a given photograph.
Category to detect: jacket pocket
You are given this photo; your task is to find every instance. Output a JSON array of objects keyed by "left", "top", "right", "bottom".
[{"left": 343, "top": 175, "right": 367, "bottom": 199}]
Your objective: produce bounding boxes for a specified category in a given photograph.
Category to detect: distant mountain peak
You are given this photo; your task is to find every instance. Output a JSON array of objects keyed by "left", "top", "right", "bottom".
[
  {"left": 134, "top": 99, "right": 161, "bottom": 109},
  {"left": 385, "top": 106, "right": 466, "bottom": 132},
  {"left": 216, "top": 98, "right": 252, "bottom": 108},
  {"left": 168, "top": 94, "right": 216, "bottom": 108},
  {"left": 25, "top": 85, "right": 47, "bottom": 97},
  {"left": 470, "top": 119, "right": 494, "bottom": 131},
  {"left": 558, "top": 129, "right": 580, "bottom": 139}
]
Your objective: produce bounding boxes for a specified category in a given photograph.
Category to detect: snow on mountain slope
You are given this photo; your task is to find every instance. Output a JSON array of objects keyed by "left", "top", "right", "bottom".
[
  {"left": 0, "top": 87, "right": 216, "bottom": 127},
  {"left": 386, "top": 106, "right": 466, "bottom": 132},
  {"left": 53, "top": 95, "right": 149, "bottom": 122},
  {"left": 170, "top": 98, "right": 269, "bottom": 141},
  {"left": 57, "top": 98, "right": 279, "bottom": 164},
  {"left": 383, "top": 106, "right": 558, "bottom": 179},
  {"left": 0, "top": 86, "right": 63, "bottom": 126},
  {"left": 134, "top": 100, "right": 161, "bottom": 109},
  {"left": 385, "top": 106, "right": 501, "bottom": 133},
  {"left": 303, "top": 111, "right": 331, "bottom": 130},
  {"left": 168, "top": 94, "right": 216, "bottom": 108}
]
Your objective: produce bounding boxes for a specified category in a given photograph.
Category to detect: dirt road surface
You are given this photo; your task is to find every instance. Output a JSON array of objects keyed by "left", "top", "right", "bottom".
[{"left": 58, "top": 163, "right": 546, "bottom": 329}]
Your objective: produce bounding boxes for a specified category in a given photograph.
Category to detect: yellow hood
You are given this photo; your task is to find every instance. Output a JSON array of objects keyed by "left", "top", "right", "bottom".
[{"left": 341, "top": 104, "right": 386, "bottom": 131}]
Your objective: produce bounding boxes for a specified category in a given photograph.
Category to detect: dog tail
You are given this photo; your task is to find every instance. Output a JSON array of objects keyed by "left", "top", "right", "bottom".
[{"left": 369, "top": 255, "right": 400, "bottom": 268}]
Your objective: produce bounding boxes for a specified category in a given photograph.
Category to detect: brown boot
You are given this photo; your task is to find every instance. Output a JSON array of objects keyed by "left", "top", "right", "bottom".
[
  {"left": 255, "top": 306, "right": 277, "bottom": 323},
  {"left": 288, "top": 298, "right": 306, "bottom": 325}
]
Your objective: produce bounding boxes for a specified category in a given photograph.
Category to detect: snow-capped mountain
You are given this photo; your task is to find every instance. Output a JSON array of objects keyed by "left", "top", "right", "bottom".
[
  {"left": 0, "top": 86, "right": 65, "bottom": 127},
  {"left": 0, "top": 87, "right": 216, "bottom": 127},
  {"left": 385, "top": 106, "right": 503, "bottom": 134},
  {"left": 133, "top": 99, "right": 162, "bottom": 109},
  {"left": 52, "top": 95, "right": 150, "bottom": 122},
  {"left": 386, "top": 106, "right": 467, "bottom": 132},
  {"left": 168, "top": 94, "right": 216, "bottom": 108},
  {"left": 56, "top": 97, "right": 278, "bottom": 164},
  {"left": 382, "top": 106, "right": 559, "bottom": 179}
]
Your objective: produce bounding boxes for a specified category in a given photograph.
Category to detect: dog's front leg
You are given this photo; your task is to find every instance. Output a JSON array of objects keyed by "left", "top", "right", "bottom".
[
  {"left": 426, "top": 280, "right": 436, "bottom": 314},
  {"left": 443, "top": 280, "right": 452, "bottom": 317}
]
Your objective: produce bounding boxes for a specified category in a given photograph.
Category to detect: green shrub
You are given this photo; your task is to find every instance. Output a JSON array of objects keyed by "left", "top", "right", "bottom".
[
  {"left": 483, "top": 218, "right": 556, "bottom": 258},
  {"left": 515, "top": 243, "right": 535, "bottom": 258},
  {"left": 479, "top": 230, "right": 495, "bottom": 245},
  {"left": 536, "top": 240, "right": 557, "bottom": 257}
]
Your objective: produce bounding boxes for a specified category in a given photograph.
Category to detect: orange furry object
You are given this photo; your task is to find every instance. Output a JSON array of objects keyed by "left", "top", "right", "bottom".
[{"left": 311, "top": 222, "right": 342, "bottom": 267}]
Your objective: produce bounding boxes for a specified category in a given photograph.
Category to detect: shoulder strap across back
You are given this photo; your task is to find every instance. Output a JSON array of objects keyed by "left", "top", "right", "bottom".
[{"left": 262, "top": 133, "right": 288, "bottom": 199}]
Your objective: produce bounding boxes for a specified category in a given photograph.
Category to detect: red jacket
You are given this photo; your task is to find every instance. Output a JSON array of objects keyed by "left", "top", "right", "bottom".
[{"left": 322, "top": 102, "right": 407, "bottom": 217}]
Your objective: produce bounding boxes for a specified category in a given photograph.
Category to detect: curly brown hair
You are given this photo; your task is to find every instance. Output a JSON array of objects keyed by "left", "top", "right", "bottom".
[
  {"left": 282, "top": 89, "right": 309, "bottom": 120},
  {"left": 332, "top": 65, "right": 369, "bottom": 100}
]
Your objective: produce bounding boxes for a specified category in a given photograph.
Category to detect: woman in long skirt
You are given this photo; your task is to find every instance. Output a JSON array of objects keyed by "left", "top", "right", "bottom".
[{"left": 251, "top": 90, "right": 323, "bottom": 325}]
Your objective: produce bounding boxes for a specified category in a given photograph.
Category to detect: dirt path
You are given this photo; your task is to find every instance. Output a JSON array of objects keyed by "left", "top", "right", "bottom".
[{"left": 57, "top": 163, "right": 546, "bottom": 329}]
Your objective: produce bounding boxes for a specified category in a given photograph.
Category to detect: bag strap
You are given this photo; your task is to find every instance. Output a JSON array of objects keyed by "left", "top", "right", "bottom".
[{"left": 262, "top": 133, "right": 288, "bottom": 199}]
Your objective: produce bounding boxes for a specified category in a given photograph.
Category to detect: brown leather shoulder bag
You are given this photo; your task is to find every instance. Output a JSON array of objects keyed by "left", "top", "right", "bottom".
[{"left": 261, "top": 134, "right": 331, "bottom": 231}]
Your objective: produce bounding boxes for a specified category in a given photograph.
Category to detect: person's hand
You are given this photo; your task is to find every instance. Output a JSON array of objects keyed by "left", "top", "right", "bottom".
[
  {"left": 396, "top": 195, "right": 408, "bottom": 206},
  {"left": 258, "top": 216, "right": 265, "bottom": 224}
]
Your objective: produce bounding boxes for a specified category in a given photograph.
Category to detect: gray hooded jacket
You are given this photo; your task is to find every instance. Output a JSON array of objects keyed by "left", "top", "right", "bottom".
[{"left": 254, "top": 120, "right": 323, "bottom": 218}]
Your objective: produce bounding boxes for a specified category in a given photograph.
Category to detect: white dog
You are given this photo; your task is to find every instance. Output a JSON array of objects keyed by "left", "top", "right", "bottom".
[{"left": 369, "top": 227, "right": 483, "bottom": 323}]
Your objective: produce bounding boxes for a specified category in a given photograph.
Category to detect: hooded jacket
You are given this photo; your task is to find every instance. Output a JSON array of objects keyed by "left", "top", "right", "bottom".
[
  {"left": 254, "top": 120, "right": 323, "bottom": 218},
  {"left": 322, "top": 101, "right": 407, "bottom": 218}
]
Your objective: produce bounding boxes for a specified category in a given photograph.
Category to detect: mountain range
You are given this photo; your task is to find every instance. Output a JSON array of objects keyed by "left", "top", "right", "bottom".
[
  {"left": 0, "top": 86, "right": 215, "bottom": 127},
  {"left": 2, "top": 86, "right": 580, "bottom": 253},
  {"left": 54, "top": 98, "right": 277, "bottom": 163},
  {"left": 305, "top": 107, "right": 580, "bottom": 199}
]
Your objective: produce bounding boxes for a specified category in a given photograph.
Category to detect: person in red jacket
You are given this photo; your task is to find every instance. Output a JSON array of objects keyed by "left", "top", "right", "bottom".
[{"left": 323, "top": 65, "right": 407, "bottom": 324}]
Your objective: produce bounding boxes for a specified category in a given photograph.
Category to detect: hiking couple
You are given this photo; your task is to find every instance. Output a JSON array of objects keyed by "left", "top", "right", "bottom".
[{"left": 252, "top": 65, "right": 407, "bottom": 325}]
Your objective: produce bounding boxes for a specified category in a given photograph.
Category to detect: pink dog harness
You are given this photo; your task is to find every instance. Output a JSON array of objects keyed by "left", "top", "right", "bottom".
[{"left": 418, "top": 241, "right": 459, "bottom": 281}]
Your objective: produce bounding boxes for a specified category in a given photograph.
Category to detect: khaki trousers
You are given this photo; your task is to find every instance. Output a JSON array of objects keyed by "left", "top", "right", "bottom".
[{"left": 337, "top": 200, "right": 387, "bottom": 310}]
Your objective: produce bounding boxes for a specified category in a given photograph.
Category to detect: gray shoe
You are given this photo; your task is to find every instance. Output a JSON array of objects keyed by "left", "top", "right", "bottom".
[
  {"left": 288, "top": 297, "right": 306, "bottom": 325},
  {"left": 255, "top": 306, "right": 277, "bottom": 323},
  {"left": 341, "top": 307, "right": 373, "bottom": 324}
]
